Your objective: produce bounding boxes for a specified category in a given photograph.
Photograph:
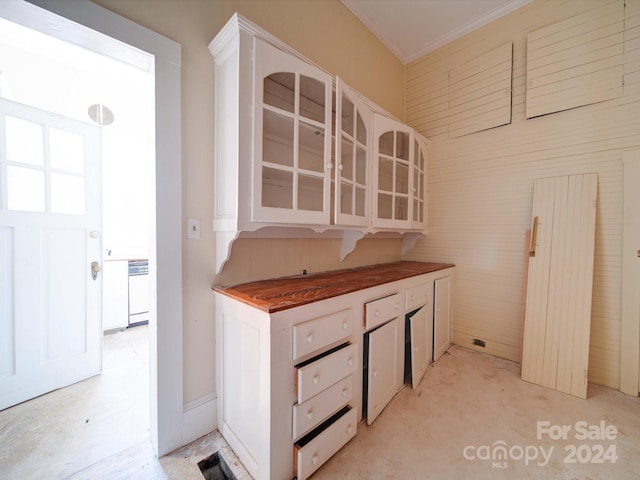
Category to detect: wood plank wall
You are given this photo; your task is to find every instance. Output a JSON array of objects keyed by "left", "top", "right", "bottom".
[{"left": 404, "top": 0, "right": 640, "bottom": 389}]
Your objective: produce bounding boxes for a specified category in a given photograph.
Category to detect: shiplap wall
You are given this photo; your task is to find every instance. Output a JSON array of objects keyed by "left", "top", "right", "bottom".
[{"left": 404, "top": 0, "right": 640, "bottom": 389}]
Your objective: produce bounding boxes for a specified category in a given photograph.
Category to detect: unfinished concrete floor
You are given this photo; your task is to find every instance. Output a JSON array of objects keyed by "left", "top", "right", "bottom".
[{"left": 1, "top": 337, "right": 638, "bottom": 479}]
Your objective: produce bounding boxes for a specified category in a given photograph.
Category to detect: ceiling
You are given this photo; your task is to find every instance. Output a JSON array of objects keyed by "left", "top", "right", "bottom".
[{"left": 340, "top": 0, "right": 532, "bottom": 63}]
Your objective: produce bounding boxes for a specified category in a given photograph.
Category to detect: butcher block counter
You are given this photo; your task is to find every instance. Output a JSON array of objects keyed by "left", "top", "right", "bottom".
[{"left": 213, "top": 261, "right": 454, "bottom": 313}]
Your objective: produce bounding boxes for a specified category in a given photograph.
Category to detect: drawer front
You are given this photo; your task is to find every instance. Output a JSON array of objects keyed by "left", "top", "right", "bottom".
[
  {"left": 405, "top": 283, "right": 433, "bottom": 311},
  {"left": 365, "top": 292, "right": 401, "bottom": 330},
  {"left": 294, "top": 407, "right": 358, "bottom": 480},
  {"left": 293, "top": 309, "right": 352, "bottom": 362},
  {"left": 293, "top": 376, "right": 353, "bottom": 440},
  {"left": 296, "top": 343, "right": 357, "bottom": 403}
]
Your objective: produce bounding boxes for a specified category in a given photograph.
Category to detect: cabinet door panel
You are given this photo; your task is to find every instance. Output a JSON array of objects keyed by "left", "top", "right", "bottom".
[
  {"left": 409, "top": 305, "right": 432, "bottom": 389},
  {"left": 253, "top": 38, "right": 332, "bottom": 225},
  {"left": 334, "top": 78, "right": 372, "bottom": 227},
  {"left": 366, "top": 318, "right": 401, "bottom": 425},
  {"left": 372, "top": 114, "right": 413, "bottom": 229},
  {"left": 433, "top": 276, "right": 451, "bottom": 361}
]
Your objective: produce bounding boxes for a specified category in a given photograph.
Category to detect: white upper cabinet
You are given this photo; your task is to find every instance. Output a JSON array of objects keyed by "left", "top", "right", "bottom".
[
  {"left": 209, "top": 14, "right": 429, "bottom": 272},
  {"left": 254, "top": 39, "right": 333, "bottom": 225},
  {"left": 334, "top": 78, "right": 372, "bottom": 227}
]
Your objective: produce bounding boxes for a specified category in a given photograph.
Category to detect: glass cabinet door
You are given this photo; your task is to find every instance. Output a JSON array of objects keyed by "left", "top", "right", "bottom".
[
  {"left": 411, "top": 137, "right": 427, "bottom": 229},
  {"left": 253, "top": 39, "right": 332, "bottom": 225},
  {"left": 334, "top": 78, "right": 371, "bottom": 227},
  {"left": 372, "top": 114, "right": 412, "bottom": 229}
]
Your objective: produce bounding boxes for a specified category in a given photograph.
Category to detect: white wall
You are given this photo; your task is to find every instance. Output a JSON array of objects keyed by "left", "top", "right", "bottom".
[{"left": 404, "top": 0, "right": 640, "bottom": 389}]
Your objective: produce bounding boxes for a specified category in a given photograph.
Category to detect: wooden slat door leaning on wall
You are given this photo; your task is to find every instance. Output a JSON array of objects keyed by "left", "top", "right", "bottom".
[{"left": 521, "top": 174, "right": 598, "bottom": 399}]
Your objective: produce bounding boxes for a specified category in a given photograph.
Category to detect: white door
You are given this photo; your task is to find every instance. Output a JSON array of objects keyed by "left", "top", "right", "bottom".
[
  {"left": 521, "top": 174, "right": 598, "bottom": 399},
  {"left": 0, "top": 97, "right": 102, "bottom": 410},
  {"left": 409, "top": 305, "right": 432, "bottom": 389},
  {"left": 366, "top": 317, "right": 401, "bottom": 425},
  {"left": 433, "top": 276, "right": 451, "bottom": 362}
]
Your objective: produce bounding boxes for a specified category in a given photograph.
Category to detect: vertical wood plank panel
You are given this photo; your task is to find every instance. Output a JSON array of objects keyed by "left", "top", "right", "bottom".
[{"left": 521, "top": 174, "right": 597, "bottom": 398}]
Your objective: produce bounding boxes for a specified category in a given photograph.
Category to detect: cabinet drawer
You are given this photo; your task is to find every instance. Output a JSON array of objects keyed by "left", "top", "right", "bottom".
[
  {"left": 293, "top": 376, "right": 353, "bottom": 440},
  {"left": 364, "top": 293, "right": 401, "bottom": 330},
  {"left": 294, "top": 406, "right": 357, "bottom": 480},
  {"left": 405, "top": 283, "right": 432, "bottom": 311},
  {"left": 293, "top": 309, "right": 352, "bottom": 362},
  {"left": 296, "top": 343, "right": 357, "bottom": 403}
]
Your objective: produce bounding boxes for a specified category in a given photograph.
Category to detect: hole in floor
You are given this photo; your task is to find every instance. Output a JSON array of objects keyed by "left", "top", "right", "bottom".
[{"left": 197, "top": 452, "right": 237, "bottom": 480}]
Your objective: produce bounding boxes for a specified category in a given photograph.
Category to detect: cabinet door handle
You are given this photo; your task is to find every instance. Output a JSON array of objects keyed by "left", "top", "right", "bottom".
[
  {"left": 347, "top": 357, "right": 353, "bottom": 367},
  {"left": 347, "top": 425, "right": 353, "bottom": 435},
  {"left": 341, "top": 388, "right": 348, "bottom": 397},
  {"left": 342, "top": 321, "right": 348, "bottom": 330},
  {"left": 306, "top": 333, "right": 314, "bottom": 343},
  {"left": 312, "top": 375, "right": 320, "bottom": 385},
  {"left": 306, "top": 410, "right": 314, "bottom": 421},
  {"left": 312, "top": 454, "right": 319, "bottom": 465},
  {"left": 338, "top": 164, "right": 344, "bottom": 171}
]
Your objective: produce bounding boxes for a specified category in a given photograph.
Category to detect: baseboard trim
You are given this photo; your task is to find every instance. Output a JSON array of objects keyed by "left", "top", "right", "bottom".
[{"left": 183, "top": 392, "right": 218, "bottom": 445}]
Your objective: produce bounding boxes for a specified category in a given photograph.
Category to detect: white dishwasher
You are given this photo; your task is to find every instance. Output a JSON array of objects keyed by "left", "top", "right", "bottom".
[{"left": 128, "top": 260, "right": 149, "bottom": 327}]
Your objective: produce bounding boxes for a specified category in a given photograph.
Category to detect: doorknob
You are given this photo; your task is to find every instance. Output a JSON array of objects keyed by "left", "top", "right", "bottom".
[{"left": 91, "top": 261, "right": 101, "bottom": 281}]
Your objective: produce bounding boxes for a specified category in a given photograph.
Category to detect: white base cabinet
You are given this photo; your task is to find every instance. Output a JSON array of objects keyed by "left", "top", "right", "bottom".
[{"left": 214, "top": 266, "right": 453, "bottom": 480}]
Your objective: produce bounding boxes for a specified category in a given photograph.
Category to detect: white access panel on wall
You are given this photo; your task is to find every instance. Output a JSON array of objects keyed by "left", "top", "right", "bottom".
[{"left": 521, "top": 174, "right": 598, "bottom": 399}]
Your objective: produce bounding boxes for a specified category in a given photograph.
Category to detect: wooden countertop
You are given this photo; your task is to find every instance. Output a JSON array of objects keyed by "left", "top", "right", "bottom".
[{"left": 213, "top": 261, "right": 454, "bottom": 313}]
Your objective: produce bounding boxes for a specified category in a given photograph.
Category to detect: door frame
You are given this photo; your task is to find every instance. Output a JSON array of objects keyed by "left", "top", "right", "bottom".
[
  {"left": 3, "top": 0, "right": 184, "bottom": 455},
  {"left": 621, "top": 151, "right": 640, "bottom": 396}
]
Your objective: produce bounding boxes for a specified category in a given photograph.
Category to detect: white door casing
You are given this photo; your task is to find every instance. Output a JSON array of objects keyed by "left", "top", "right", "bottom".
[
  {"left": 2, "top": 0, "right": 183, "bottom": 455},
  {"left": 0, "top": 97, "right": 102, "bottom": 410},
  {"left": 620, "top": 151, "right": 640, "bottom": 396}
]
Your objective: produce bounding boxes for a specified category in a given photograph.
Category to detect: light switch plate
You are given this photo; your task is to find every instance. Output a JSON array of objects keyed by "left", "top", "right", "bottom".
[{"left": 187, "top": 218, "right": 200, "bottom": 239}]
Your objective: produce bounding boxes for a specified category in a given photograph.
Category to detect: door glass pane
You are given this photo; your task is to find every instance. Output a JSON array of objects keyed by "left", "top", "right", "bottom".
[
  {"left": 7, "top": 166, "right": 45, "bottom": 212},
  {"left": 264, "top": 72, "right": 294, "bottom": 113},
  {"left": 6, "top": 116, "right": 44, "bottom": 166},
  {"left": 341, "top": 137, "right": 353, "bottom": 181},
  {"left": 378, "top": 193, "right": 392, "bottom": 219},
  {"left": 340, "top": 183, "right": 353, "bottom": 215},
  {"left": 356, "top": 112, "right": 366, "bottom": 145},
  {"left": 396, "top": 131, "right": 409, "bottom": 160},
  {"left": 420, "top": 150, "right": 425, "bottom": 171},
  {"left": 355, "top": 187, "right": 365, "bottom": 216},
  {"left": 378, "top": 158, "right": 393, "bottom": 191},
  {"left": 263, "top": 110, "right": 294, "bottom": 167},
  {"left": 298, "top": 174, "right": 323, "bottom": 211},
  {"left": 396, "top": 162, "right": 408, "bottom": 194},
  {"left": 379, "top": 131, "right": 393, "bottom": 156},
  {"left": 51, "top": 173, "right": 85, "bottom": 215},
  {"left": 299, "top": 75, "right": 325, "bottom": 123},
  {"left": 395, "top": 196, "right": 408, "bottom": 220},
  {"left": 341, "top": 95, "right": 354, "bottom": 137},
  {"left": 50, "top": 128, "right": 84, "bottom": 173},
  {"left": 262, "top": 167, "right": 292, "bottom": 208},
  {"left": 299, "top": 121, "right": 324, "bottom": 172},
  {"left": 355, "top": 146, "right": 366, "bottom": 185}
]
